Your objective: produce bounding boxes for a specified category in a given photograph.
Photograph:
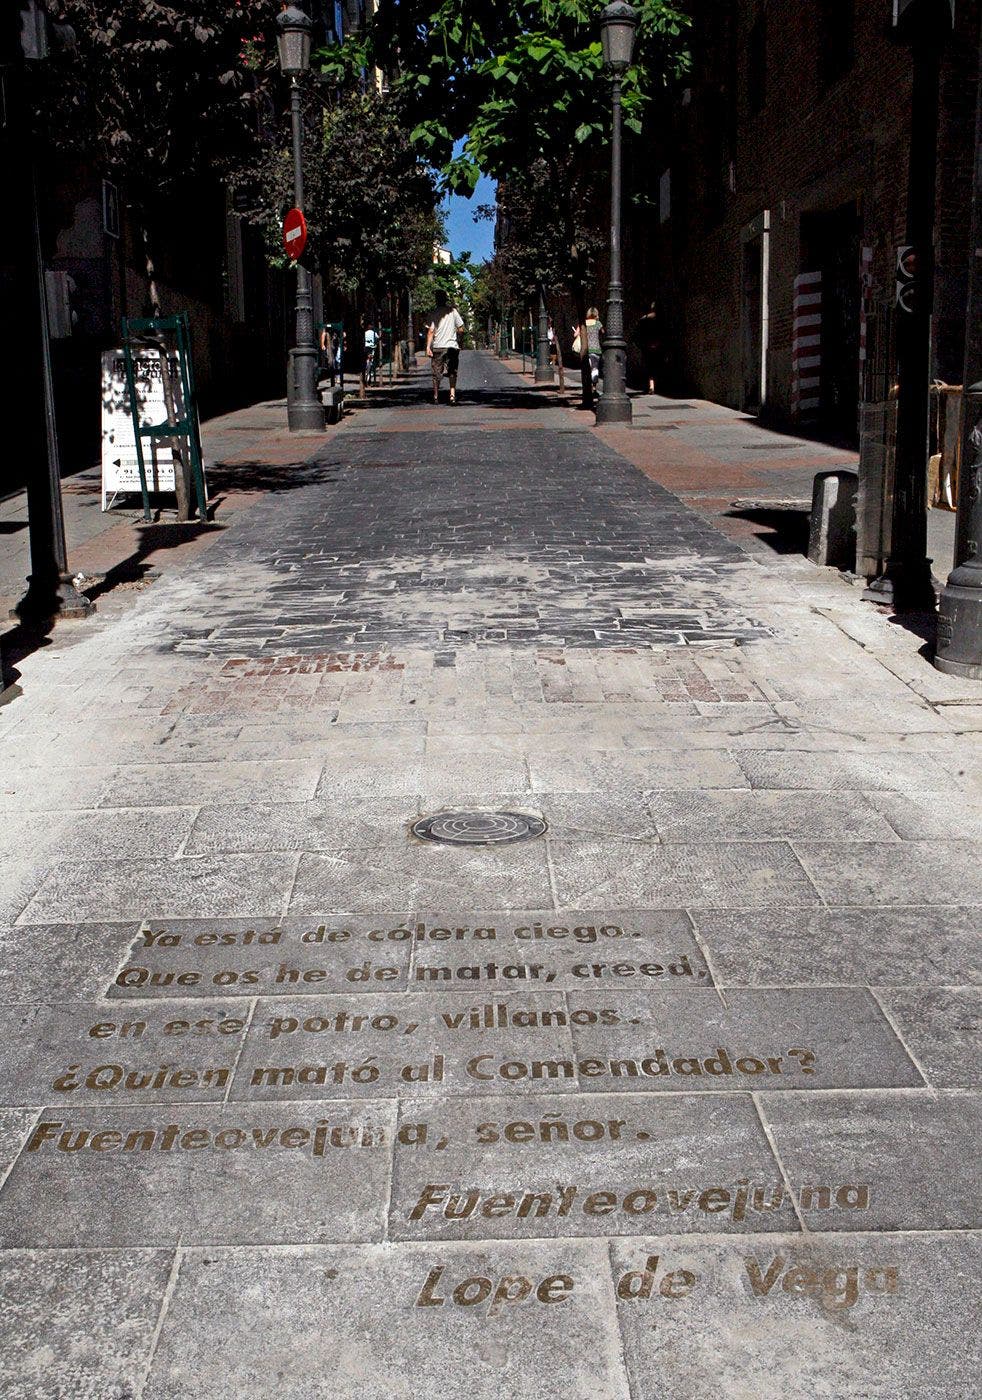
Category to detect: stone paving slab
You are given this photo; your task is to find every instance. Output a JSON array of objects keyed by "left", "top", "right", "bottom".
[
  {"left": 289, "top": 845, "right": 554, "bottom": 913},
  {"left": 106, "top": 915, "right": 414, "bottom": 999},
  {"left": 0, "top": 863, "right": 47, "bottom": 926},
  {"left": 185, "top": 798, "right": 420, "bottom": 854},
  {"left": 690, "top": 907, "right": 982, "bottom": 986},
  {"left": 388, "top": 1092, "right": 802, "bottom": 1241},
  {"left": 0, "top": 1248, "right": 174, "bottom": 1400},
  {"left": 0, "top": 1100, "right": 396, "bottom": 1247},
  {"left": 563, "top": 987, "right": 921, "bottom": 1091},
  {"left": 875, "top": 987, "right": 981, "bottom": 1086},
  {"left": 549, "top": 838, "right": 821, "bottom": 910},
  {"left": 0, "top": 1110, "right": 37, "bottom": 1180},
  {"left": 612, "top": 1232, "right": 981, "bottom": 1400},
  {"left": 403, "top": 909, "right": 709, "bottom": 993},
  {"left": 142, "top": 1241, "right": 630, "bottom": 1400},
  {"left": 19, "top": 853, "right": 300, "bottom": 924},
  {"left": 529, "top": 749, "right": 747, "bottom": 792},
  {"left": 0, "top": 999, "right": 249, "bottom": 1108},
  {"left": 733, "top": 749, "right": 956, "bottom": 791},
  {"left": 98, "top": 758, "right": 324, "bottom": 807},
  {"left": 0, "top": 921, "right": 142, "bottom": 1001},
  {"left": 645, "top": 789, "right": 898, "bottom": 841},
  {"left": 794, "top": 839, "right": 982, "bottom": 905},
  {"left": 36, "top": 806, "right": 199, "bottom": 862},
  {"left": 0, "top": 764, "right": 115, "bottom": 812},
  {"left": 866, "top": 788, "right": 982, "bottom": 839},
  {"left": 759, "top": 1090, "right": 981, "bottom": 1231}
]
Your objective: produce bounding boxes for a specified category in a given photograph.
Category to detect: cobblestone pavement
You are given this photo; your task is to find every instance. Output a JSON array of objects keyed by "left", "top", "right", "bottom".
[
  {"left": 149, "top": 356, "right": 772, "bottom": 654},
  {"left": 0, "top": 351, "right": 980, "bottom": 1398}
]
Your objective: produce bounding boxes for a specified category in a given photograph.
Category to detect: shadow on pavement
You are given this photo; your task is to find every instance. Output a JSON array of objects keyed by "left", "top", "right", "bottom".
[
  {"left": 1, "top": 459, "right": 347, "bottom": 696},
  {"left": 205, "top": 460, "right": 341, "bottom": 496},
  {"left": 723, "top": 505, "right": 811, "bottom": 555},
  {"left": 351, "top": 386, "right": 562, "bottom": 412}
]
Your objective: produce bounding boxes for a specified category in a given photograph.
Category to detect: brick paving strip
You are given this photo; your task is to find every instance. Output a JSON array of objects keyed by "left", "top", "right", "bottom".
[{"left": 0, "top": 351, "right": 979, "bottom": 1398}]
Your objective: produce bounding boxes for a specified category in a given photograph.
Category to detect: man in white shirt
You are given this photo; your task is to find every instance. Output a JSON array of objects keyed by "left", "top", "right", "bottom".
[{"left": 426, "top": 291, "right": 465, "bottom": 404}]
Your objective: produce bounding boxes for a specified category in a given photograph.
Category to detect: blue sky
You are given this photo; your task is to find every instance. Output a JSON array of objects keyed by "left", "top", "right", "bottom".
[{"left": 442, "top": 171, "right": 497, "bottom": 264}]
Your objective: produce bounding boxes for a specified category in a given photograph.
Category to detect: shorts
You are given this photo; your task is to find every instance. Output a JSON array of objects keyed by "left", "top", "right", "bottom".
[{"left": 431, "top": 347, "right": 460, "bottom": 380}]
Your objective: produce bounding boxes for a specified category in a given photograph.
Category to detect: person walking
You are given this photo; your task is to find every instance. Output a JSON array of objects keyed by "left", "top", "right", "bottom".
[
  {"left": 633, "top": 301, "right": 661, "bottom": 394},
  {"left": 426, "top": 291, "right": 465, "bottom": 404},
  {"left": 363, "top": 322, "right": 379, "bottom": 387},
  {"left": 585, "top": 306, "right": 604, "bottom": 391}
]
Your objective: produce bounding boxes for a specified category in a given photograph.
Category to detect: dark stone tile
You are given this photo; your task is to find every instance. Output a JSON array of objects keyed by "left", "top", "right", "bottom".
[
  {"left": 0, "top": 1249, "right": 174, "bottom": 1398},
  {"left": 20, "top": 855, "right": 299, "bottom": 924},
  {"left": 0, "top": 1101, "right": 395, "bottom": 1246},
  {"left": 759, "top": 1090, "right": 981, "bottom": 1231},
  {"left": 564, "top": 987, "right": 920, "bottom": 1091},
  {"left": 404, "top": 908, "right": 709, "bottom": 994},
  {"left": 106, "top": 915, "right": 414, "bottom": 1000},
  {"left": 144, "top": 1241, "right": 629, "bottom": 1398},
  {"left": 389, "top": 1092, "right": 796, "bottom": 1241},
  {"left": 692, "top": 907, "right": 982, "bottom": 986},
  {"left": 0, "top": 921, "right": 143, "bottom": 1001},
  {"left": 0, "top": 999, "right": 249, "bottom": 1107},
  {"left": 614, "top": 1233, "right": 981, "bottom": 1400},
  {"left": 876, "top": 987, "right": 982, "bottom": 1087}
]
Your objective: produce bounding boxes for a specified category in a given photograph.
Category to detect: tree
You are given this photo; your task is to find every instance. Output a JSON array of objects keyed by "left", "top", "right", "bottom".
[
  {"left": 26, "top": 0, "right": 279, "bottom": 517},
  {"left": 414, "top": 251, "right": 478, "bottom": 344},
  {"left": 331, "top": 1, "right": 690, "bottom": 400},
  {"left": 230, "top": 86, "right": 441, "bottom": 317},
  {"left": 29, "top": 0, "right": 277, "bottom": 304}
]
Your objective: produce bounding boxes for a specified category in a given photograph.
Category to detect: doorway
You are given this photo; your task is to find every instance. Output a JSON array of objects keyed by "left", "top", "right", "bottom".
[{"left": 800, "top": 201, "right": 862, "bottom": 443}]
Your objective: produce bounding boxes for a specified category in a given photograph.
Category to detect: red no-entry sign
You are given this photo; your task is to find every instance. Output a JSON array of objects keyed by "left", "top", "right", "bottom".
[{"left": 282, "top": 208, "right": 307, "bottom": 260}]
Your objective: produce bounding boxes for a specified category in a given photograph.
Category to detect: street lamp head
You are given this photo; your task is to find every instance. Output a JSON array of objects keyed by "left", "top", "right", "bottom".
[
  {"left": 276, "top": 3, "right": 313, "bottom": 76},
  {"left": 600, "top": 1, "right": 638, "bottom": 75}
]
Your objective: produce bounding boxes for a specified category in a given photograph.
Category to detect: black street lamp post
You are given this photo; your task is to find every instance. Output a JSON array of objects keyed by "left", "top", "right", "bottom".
[
  {"left": 534, "top": 283, "right": 553, "bottom": 383},
  {"left": 596, "top": 1, "right": 637, "bottom": 426},
  {"left": 935, "top": 6, "right": 982, "bottom": 676},
  {"left": 277, "top": 3, "right": 324, "bottom": 432},
  {"left": 13, "top": 3, "right": 92, "bottom": 626},
  {"left": 864, "top": 0, "right": 952, "bottom": 610}
]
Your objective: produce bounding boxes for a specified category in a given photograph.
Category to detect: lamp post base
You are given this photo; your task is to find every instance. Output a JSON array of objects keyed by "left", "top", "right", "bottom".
[
  {"left": 596, "top": 394, "right": 633, "bottom": 424},
  {"left": 287, "top": 347, "right": 325, "bottom": 433},
  {"left": 534, "top": 364, "right": 555, "bottom": 384},
  {"left": 13, "top": 572, "right": 94, "bottom": 624},
  {"left": 934, "top": 559, "right": 982, "bottom": 677}
]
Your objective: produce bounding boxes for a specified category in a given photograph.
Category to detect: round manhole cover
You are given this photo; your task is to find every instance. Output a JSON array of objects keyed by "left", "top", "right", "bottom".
[{"left": 411, "top": 810, "right": 547, "bottom": 846}]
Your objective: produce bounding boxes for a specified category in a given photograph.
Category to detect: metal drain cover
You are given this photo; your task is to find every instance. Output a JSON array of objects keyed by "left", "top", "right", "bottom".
[{"left": 412, "top": 810, "right": 547, "bottom": 846}]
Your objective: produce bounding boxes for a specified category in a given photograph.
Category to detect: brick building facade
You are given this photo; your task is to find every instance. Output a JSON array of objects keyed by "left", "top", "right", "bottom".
[{"left": 642, "top": 0, "right": 979, "bottom": 453}]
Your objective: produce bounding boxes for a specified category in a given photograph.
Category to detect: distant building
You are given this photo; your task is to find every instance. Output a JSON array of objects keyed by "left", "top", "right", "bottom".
[{"left": 643, "top": 0, "right": 979, "bottom": 447}]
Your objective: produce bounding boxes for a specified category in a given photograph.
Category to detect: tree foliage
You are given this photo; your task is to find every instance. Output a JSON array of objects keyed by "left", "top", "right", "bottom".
[
  {"left": 29, "top": 0, "right": 275, "bottom": 200},
  {"left": 330, "top": 0, "right": 690, "bottom": 192},
  {"left": 325, "top": 0, "right": 690, "bottom": 393},
  {"left": 231, "top": 88, "right": 441, "bottom": 303},
  {"left": 413, "top": 251, "right": 478, "bottom": 340}
]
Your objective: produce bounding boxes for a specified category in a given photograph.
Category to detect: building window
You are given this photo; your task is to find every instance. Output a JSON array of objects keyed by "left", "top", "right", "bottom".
[
  {"left": 819, "top": 0, "right": 855, "bottom": 88},
  {"left": 747, "top": 13, "right": 767, "bottom": 115}
]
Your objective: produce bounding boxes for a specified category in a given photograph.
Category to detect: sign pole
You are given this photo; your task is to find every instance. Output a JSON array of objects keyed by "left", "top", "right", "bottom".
[{"left": 284, "top": 75, "right": 324, "bottom": 433}]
